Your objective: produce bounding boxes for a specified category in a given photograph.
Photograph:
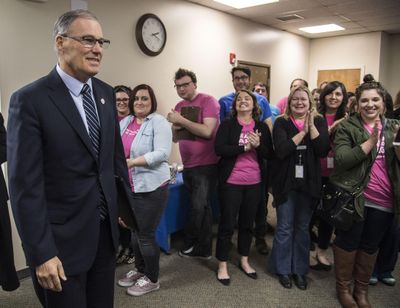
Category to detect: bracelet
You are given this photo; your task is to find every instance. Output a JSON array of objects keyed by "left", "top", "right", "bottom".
[{"left": 393, "top": 142, "right": 400, "bottom": 146}]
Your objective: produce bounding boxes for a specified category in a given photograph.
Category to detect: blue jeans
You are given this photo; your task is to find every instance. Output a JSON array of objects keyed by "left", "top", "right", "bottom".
[
  {"left": 182, "top": 165, "right": 217, "bottom": 255},
  {"left": 268, "top": 191, "right": 313, "bottom": 275}
]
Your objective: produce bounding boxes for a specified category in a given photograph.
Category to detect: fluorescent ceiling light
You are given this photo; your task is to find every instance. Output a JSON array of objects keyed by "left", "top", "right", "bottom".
[
  {"left": 213, "top": 0, "right": 279, "bottom": 9},
  {"left": 299, "top": 24, "right": 345, "bottom": 34}
]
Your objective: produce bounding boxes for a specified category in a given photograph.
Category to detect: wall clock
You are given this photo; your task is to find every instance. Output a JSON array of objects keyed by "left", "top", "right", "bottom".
[{"left": 135, "top": 13, "right": 167, "bottom": 56}]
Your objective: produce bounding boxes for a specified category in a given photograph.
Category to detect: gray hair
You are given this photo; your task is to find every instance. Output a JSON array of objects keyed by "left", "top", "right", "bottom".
[{"left": 53, "top": 9, "right": 98, "bottom": 39}]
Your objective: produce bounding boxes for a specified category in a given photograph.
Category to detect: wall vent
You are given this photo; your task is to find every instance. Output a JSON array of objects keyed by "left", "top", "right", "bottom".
[{"left": 276, "top": 14, "right": 304, "bottom": 22}]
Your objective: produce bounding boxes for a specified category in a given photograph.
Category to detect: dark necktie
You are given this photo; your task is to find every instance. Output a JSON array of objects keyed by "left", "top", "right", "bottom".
[
  {"left": 81, "top": 84, "right": 101, "bottom": 156},
  {"left": 81, "top": 84, "right": 107, "bottom": 219}
]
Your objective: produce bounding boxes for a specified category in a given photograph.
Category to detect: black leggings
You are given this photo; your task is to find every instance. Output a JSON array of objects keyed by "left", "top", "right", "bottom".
[{"left": 216, "top": 183, "right": 261, "bottom": 261}]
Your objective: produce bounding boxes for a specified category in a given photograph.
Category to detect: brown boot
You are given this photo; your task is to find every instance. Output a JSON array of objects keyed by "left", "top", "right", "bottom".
[
  {"left": 333, "top": 245, "right": 358, "bottom": 308},
  {"left": 353, "top": 250, "right": 378, "bottom": 308}
]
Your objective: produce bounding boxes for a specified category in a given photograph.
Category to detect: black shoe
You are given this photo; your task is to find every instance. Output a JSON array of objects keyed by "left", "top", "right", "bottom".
[
  {"left": 278, "top": 274, "right": 292, "bottom": 289},
  {"left": 292, "top": 274, "right": 307, "bottom": 290},
  {"left": 179, "top": 247, "right": 212, "bottom": 260},
  {"left": 255, "top": 239, "right": 269, "bottom": 255},
  {"left": 216, "top": 273, "right": 230, "bottom": 286},
  {"left": 238, "top": 263, "right": 258, "bottom": 279},
  {"left": 309, "top": 256, "right": 332, "bottom": 271}
]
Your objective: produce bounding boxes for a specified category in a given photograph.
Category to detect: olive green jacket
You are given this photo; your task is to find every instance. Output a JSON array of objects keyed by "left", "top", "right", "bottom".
[{"left": 330, "top": 113, "right": 400, "bottom": 223}]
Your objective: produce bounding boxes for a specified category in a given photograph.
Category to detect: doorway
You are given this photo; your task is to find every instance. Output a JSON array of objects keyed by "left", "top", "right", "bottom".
[{"left": 237, "top": 60, "right": 271, "bottom": 101}]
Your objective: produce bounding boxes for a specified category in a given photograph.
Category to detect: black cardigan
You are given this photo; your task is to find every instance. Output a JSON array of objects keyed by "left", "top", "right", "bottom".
[
  {"left": 215, "top": 117, "right": 274, "bottom": 185},
  {"left": 271, "top": 115, "right": 329, "bottom": 206}
]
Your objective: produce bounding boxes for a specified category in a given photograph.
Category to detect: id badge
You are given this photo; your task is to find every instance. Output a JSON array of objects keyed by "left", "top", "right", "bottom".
[
  {"left": 327, "top": 157, "right": 334, "bottom": 169},
  {"left": 295, "top": 165, "right": 304, "bottom": 178}
]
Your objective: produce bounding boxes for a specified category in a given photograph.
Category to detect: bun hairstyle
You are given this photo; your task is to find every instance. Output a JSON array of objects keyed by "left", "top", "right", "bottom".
[{"left": 363, "top": 74, "right": 375, "bottom": 83}]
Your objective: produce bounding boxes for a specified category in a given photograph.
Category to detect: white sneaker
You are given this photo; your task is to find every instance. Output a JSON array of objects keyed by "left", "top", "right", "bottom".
[
  {"left": 117, "top": 270, "right": 144, "bottom": 287},
  {"left": 127, "top": 276, "right": 160, "bottom": 296}
]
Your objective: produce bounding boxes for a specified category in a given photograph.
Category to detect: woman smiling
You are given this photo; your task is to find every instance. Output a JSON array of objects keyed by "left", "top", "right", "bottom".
[
  {"left": 330, "top": 81, "right": 400, "bottom": 308},
  {"left": 214, "top": 89, "right": 274, "bottom": 286},
  {"left": 268, "top": 85, "right": 329, "bottom": 290}
]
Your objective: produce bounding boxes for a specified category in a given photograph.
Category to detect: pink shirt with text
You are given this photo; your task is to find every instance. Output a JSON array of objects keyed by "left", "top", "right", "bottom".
[
  {"left": 227, "top": 119, "right": 261, "bottom": 185},
  {"left": 363, "top": 122, "right": 393, "bottom": 209},
  {"left": 175, "top": 93, "right": 220, "bottom": 168},
  {"left": 320, "top": 114, "right": 336, "bottom": 177},
  {"left": 121, "top": 118, "right": 141, "bottom": 192}
]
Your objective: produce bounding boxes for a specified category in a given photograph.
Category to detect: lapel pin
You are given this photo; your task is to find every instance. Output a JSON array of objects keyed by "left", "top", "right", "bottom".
[{"left": 100, "top": 98, "right": 105, "bottom": 105}]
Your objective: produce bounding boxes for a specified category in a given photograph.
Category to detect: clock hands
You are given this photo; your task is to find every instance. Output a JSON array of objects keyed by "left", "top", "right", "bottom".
[{"left": 151, "top": 32, "right": 160, "bottom": 40}]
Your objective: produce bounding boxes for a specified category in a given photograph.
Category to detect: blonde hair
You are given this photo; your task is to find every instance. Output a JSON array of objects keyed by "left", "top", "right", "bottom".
[{"left": 283, "top": 85, "right": 321, "bottom": 119}]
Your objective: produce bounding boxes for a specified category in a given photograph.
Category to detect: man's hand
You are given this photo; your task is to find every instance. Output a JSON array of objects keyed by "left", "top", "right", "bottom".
[
  {"left": 167, "top": 109, "right": 184, "bottom": 125},
  {"left": 35, "top": 256, "right": 66, "bottom": 292}
]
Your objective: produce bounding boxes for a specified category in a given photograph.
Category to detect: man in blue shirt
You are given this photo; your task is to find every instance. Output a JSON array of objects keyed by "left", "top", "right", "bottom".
[
  {"left": 218, "top": 66, "right": 272, "bottom": 256},
  {"left": 219, "top": 67, "right": 272, "bottom": 132},
  {"left": 253, "top": 82, "right": 280, "bottom": 123}
]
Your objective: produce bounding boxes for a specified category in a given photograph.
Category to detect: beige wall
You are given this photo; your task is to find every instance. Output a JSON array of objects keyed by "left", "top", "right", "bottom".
[
  {"left": 385, "top": 34, "right": 400, "bottom": 97},
  {"left": 308, "top": 32, "right": 382, "bottom": 89}
]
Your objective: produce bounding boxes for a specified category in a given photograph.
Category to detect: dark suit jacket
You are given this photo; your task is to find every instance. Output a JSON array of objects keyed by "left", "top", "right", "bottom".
[{"left": 7, "top": 68, "right": 129, "bottom": 275}]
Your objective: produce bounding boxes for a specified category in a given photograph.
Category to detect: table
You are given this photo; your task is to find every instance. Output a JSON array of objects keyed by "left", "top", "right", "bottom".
[{"left": 156, "top": 173, "right": 190, "bottom": 253}]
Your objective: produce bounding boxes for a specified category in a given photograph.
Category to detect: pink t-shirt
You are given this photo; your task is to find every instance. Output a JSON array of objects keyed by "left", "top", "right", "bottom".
[
  {"left": 175, "top": 93, "right": 220, "bottom": 168},
  {"left": 121, "top": 118, "right": 141, "bottom": 192},
  {"left": 276, "top": 96, "right": 288, "bottom": 114},
  {"left": 290, "top": 116, "right": 305, "bottom": 132},
  {"left": 227, "top": 119, "right": 261, "bottom": 185},
  {"left": 320, "top": 114, "right": 336, "bottom": 177},
  {"left": 363, "top": 122, "right": 393, "bottom": 209}
]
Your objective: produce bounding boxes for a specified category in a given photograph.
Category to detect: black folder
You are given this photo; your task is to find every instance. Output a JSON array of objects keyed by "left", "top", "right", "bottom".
[{"left": 115, "top": 175, "right": 139, "bottom": 231}]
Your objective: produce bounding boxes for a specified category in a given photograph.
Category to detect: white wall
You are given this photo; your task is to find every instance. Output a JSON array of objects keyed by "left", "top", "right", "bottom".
[{"left": 308, "top": 32, "right": 383, "bottom": 89}]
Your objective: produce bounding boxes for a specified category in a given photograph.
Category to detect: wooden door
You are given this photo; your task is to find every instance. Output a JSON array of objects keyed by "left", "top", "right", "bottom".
[
  {"left": 317, "top": 69, "right": 361, "bottom": 93},
  {"left": 238, "top": 60, "right": 271, "bottom": 100}
]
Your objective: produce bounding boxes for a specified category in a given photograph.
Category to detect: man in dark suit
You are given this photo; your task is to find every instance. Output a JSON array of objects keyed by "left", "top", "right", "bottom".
[{"left": 7, "top": 10, "right": 128, "bottom": 307}]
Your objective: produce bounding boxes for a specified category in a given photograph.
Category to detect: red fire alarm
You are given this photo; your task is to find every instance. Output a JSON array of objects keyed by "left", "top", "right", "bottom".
[{"left": 229, "top": 52, "right": 236, "bottom": 65}]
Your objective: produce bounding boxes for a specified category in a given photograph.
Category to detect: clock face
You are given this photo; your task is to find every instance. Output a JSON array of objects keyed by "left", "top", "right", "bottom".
[{"left": 136, "top": 14, "right": 167, "bottom": 56}]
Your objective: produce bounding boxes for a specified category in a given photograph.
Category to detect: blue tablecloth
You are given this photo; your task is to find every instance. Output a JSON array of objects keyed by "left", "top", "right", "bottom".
[
  {"left": 155, "top": 172, "right": 220, "bottom": 253},
  {"left": 156, "top": 173, "right": 190, "bottom": 252}
]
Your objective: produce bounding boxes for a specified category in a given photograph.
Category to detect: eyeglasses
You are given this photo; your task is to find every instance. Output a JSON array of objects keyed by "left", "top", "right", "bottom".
[
  {"left": 61, "top": 35, "right": 111, "bottom": 49},
  {"left": 116, "top": 98, "right": 129, "bottom": 103},
  {"left": 174, "top": 81, "right": 192, "bottom": 89},
  {"left": 233, "top": 75, "right": 249, "bottom": 82}
]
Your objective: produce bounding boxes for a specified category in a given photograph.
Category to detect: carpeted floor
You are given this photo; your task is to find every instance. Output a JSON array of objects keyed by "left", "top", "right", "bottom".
[{"left": 1, "top": 229, "right": 399, "bottom": 308}]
